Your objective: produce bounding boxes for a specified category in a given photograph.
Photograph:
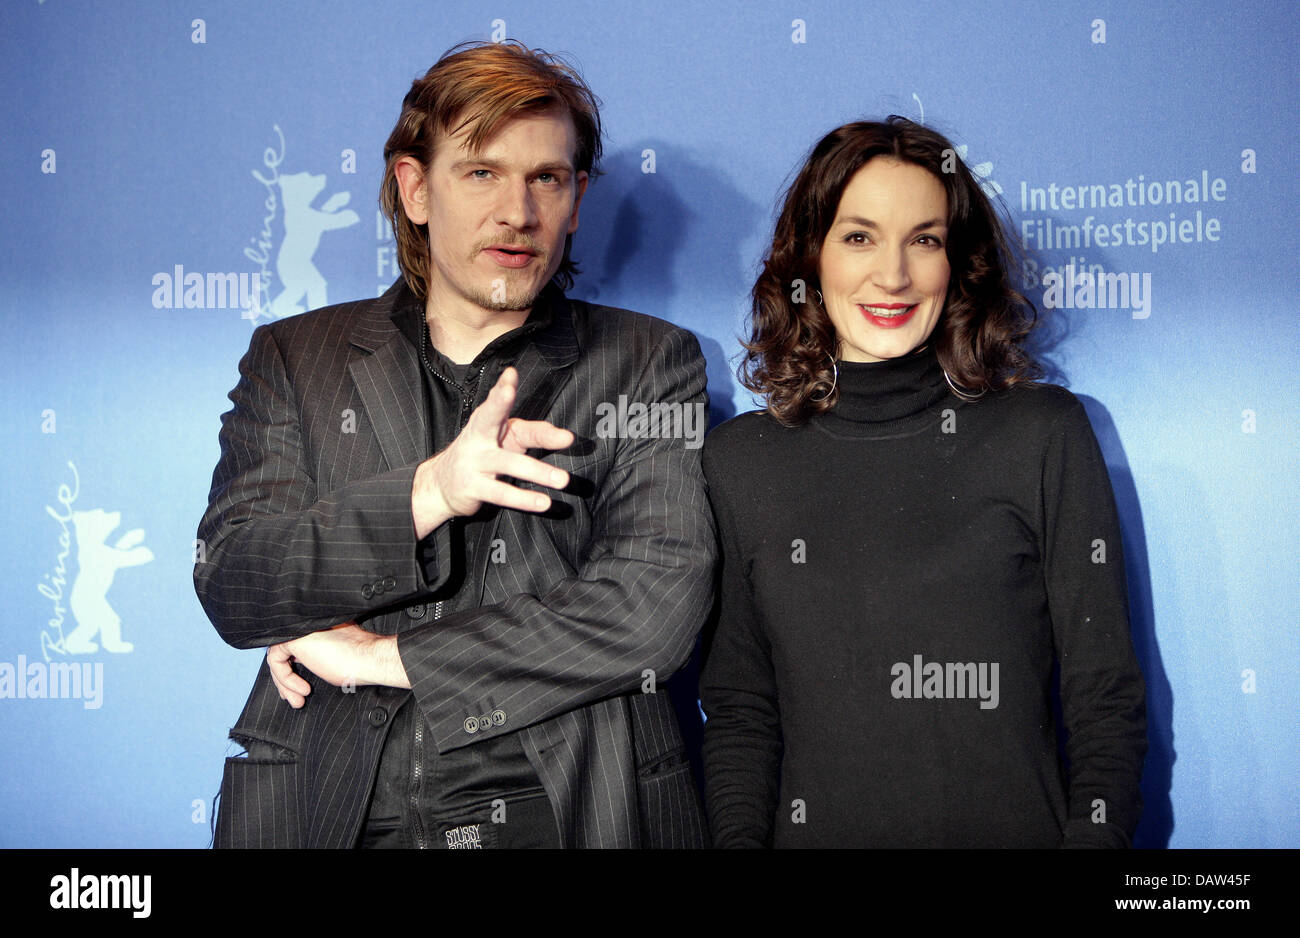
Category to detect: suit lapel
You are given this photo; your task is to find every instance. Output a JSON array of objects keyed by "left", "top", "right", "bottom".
[
  {"left": 347, "top": 286, "right": 429, "bottom": 472},
  {"left": 465, "top": 293, "right": 580, "bottom": 604},
  {"left": 509, "top": 293, "right": 579, "bottom": 420}
]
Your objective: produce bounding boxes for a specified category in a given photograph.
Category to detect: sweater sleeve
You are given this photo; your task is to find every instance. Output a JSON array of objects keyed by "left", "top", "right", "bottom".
[
  {"left": 1040, "top": 397, "right": 1148, "bottom": 847},
  {"left": 699, "top": 437, "right": 784, "bottom": 848}
]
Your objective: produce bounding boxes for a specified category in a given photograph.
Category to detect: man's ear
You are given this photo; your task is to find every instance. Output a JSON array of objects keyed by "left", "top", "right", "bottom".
[
  {"left": 567, "top": 170, "right": 589, "bottom": 235},
  {"left": 393, "top": 156, "right": 430, "bottom": 225}
]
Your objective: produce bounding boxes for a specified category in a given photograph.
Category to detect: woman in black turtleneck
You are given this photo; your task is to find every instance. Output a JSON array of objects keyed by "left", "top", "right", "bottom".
[{"left": 700, "top": 118, "right": 1147, "bottom": 848}]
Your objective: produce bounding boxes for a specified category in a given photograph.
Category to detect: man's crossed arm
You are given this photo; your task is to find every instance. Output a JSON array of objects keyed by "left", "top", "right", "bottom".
[{"left": 265, "top": 365, "right": 573, "bottom": 708}]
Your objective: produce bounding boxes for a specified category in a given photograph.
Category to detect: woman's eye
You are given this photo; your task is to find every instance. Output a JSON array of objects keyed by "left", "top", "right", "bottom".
[
  {"left": 916, "top": 234, "right": 944, "bottom": 247},
  {"left": 845, "top": 232, "right": 869, "bottom": 244}
]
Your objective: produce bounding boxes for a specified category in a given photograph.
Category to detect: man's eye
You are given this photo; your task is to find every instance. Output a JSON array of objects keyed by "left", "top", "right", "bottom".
[
  {"left": 470, "top": 169, "right": 492, "bottom": 179},
  {"left": 537, "top": 173, "right": 558, "bottom": 184}
]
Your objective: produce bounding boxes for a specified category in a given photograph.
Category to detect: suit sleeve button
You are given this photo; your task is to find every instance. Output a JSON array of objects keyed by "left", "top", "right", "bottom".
[
  {"left": 361, "top": 583, "right": 374, "bottom": 599},
  {"left": 491, "top": 709, "right": 506, "bottom": 726},
  {"left": 405, "top": 603, "right": 426, "bottom": 619},
  {"left": 382, "top": 576, "right": 397, "bottom": 590},
  {"left": 463, "top": 717, "right": 479, "bottom": 734}
]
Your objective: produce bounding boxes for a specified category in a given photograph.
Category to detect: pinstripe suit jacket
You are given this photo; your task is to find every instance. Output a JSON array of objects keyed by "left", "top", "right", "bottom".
[{"left": 195, "top": 280, "right": 716, "bottom": 848}]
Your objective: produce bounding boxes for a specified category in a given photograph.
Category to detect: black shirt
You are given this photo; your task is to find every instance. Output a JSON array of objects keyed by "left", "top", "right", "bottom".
[{"left": 363, "top": 281, "right": 557, "bottom": 846}]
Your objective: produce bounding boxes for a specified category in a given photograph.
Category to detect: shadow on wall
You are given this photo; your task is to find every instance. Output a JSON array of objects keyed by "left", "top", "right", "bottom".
[
  {"left": 1015, "top": 226, "right": 1174, "bottom": 842},
  {"left": 1017, "top": 215, "right": 1129, "bottom": 387},
  {"left": 1078, "top": 395, "right": 1174, "bottom": 848},
  {"left": 568, "top": 142, "right": 768, "bottom": 430}
]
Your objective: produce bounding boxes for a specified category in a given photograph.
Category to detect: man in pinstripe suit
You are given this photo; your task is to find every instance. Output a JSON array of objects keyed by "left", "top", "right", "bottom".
[{"left": 194, "top": 41, "right": 716, "bottom": 848}]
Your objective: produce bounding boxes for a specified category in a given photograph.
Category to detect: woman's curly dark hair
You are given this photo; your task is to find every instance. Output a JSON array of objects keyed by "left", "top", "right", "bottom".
[{"left": 741, "top": 116, "right": 1041, "bottom": 425}]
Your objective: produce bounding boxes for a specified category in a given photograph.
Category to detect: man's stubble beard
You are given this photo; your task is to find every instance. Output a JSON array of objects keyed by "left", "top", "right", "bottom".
[
  {"left": 461, "top": 240, "right": 553, "bottom": 312},
  {"left": 460, "top": 276, "right": 544, "bottom": 313}
]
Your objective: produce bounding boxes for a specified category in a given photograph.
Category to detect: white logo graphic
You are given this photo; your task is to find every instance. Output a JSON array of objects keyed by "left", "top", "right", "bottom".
[
  {"left": 911, "top": 93, "right": 1003, "bottom": 197},
  {"left": 39, "top": 462, "right": 152, "bottom": 658},
  {"left": 445, "top": 824, "right": 484, "bottom": 849},
  {"left": 951, "top": 143, "right": 1002, "bottom": 197},
  {"left": 245, "top": 126, "right": 359, "bottom": 323}
]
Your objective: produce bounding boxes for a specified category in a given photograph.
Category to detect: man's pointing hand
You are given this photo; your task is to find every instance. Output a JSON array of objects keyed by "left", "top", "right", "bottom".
[{"left": 411, "top": 366, "right": 575, "bottom": 538}]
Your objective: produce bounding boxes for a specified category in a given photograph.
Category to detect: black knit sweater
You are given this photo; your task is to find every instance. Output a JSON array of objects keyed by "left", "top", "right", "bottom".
[{"left": 700, "top": 345, "right": 1147, "bottom": 848}]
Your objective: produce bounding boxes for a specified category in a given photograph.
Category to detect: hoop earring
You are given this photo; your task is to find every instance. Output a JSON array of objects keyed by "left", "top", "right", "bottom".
[
  {"left": 810, "top": 354, "right": 839, "bottom": 402},
  {"left": 943, "top": 369, "right": 987, "bottom": 402},
  {"left": 815, "top": 289, "right": 824, "bottom": 306}
]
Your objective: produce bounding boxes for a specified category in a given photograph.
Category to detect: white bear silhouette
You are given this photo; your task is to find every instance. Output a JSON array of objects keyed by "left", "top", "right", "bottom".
[
  {"left": 65, "top": 509, "right": 153, "bottom": 654},
  {"left": 268, "top": 171, "right": 360, "bottom": 319}
]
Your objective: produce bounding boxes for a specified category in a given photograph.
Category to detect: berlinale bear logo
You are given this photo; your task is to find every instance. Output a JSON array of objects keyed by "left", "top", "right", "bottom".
[
  {"left": 245, "top": 125, "right": 360, "bottom": 323},
  {"left": 268, "top": 171, "right": 360, "bottom": 319},
  {"left": 39, "top": 462, "right": 153, "bottom": 659},
  {"left": 65, "top": 509, "right": 153, "bottom": 654}
]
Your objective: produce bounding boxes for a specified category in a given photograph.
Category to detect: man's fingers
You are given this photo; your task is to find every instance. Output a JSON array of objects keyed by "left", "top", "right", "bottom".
[
  {"left": 277, "top": 684, "right": 306, "bottom": 709},
  {"left": 488, "top": 449, "right": 569, "bottom": 493},
  {"left": 267, "top": 644, "right": 311, "bottom": 705},
  {"left": 269, "top": 664, "right": 301, "bottom": 706},
  {"left": 478, "top": 478, "right": 554, "bottom": 514},
  {"left": 274, "top": 671, "right": 309, "bottom": 708},
  {"left": 266, "top": 644, "right": 292, "bottom": 685},
  {"left": 428, "top": 369, "right": 575, "bottom": 522},
  {"left": 468, "top": 367, "right": 519, "bottom": 437},
  {"left": 502, "top": 418, "right": 575, "bottom": 454}
]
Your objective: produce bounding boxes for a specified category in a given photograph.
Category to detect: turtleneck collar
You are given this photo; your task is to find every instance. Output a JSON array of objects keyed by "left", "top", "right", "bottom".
[{"left": 816, "top": 344, "right": 949, "bottom": 433}]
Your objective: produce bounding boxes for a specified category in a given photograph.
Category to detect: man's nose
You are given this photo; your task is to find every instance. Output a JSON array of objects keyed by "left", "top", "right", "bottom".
[{"left": 495, "top": 177, "right": 538, "bottom": 229}]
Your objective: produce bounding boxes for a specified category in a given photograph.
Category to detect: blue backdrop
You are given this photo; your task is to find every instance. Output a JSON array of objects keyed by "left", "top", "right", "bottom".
[{"left": 2, "top": 0, "right": 1296, "bottom": 848}]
